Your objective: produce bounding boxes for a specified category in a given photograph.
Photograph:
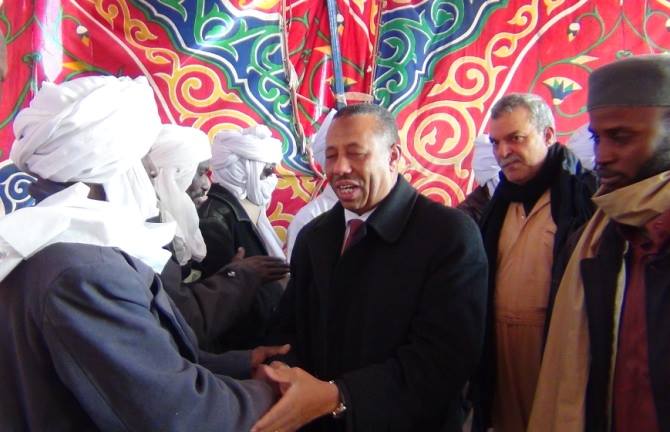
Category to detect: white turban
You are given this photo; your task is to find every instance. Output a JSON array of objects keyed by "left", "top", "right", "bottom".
[
  {"left": 311, "top": 109, "right": 337, "bottom": 168},
  {"left": 566, "top": 124, "right": 595, "bottom": 170},
  {"left": 472, "top": 134, "right": 500, "bottom": 196},
  {"left": 148, "top": 124, "right": 211, "bottom": 265},
  {"left": 210, "top": 124, "right": 285, "bottom": 259},
  {"left": 211, "top": 124, "right": 283, "bottom": 206},
  {"left": 11, "top": 75, "right": 161, "bottom": 220},
  {"left": 0, "top": 76, "right": 174, "bottom": 280}
]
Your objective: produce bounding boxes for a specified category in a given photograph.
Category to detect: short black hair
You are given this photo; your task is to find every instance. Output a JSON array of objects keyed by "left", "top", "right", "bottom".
[{"left": 334, "top": 103, "right": 399, "bottom": 147}]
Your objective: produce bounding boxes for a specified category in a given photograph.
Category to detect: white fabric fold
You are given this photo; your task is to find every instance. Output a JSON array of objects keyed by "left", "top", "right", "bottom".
[
  {"left": 566, "top": 124, "right": 596, "bottom": 170},
  {"left": 311, "top": 109, "right": 337, "bottom": 168},
  {"left": 0, "top": 183, "right": 175, "bottom": 280},
  {"left": 1, "top": 75, "right": 172, "bottom": 281},
  {"left": 472, "top": 133, "right": 500, "bottom": 196}
]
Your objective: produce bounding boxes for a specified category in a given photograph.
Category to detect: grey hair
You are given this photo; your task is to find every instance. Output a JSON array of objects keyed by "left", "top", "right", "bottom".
[
  {"left": 491, "top": 93, "right": 555, "bottom": 134},
  {"left": 333, "top": 103, "right": 399, "bottom": 148}
]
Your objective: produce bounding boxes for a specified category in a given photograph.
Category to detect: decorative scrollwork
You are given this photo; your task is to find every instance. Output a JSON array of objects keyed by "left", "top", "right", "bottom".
[{"left": 0, "top": 162, "right": 36, "bottom": 216}]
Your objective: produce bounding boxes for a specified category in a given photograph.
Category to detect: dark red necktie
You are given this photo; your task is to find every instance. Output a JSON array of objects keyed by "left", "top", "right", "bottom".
[{"left": 341, "top": 219, "right": 365, "bottom": 255}]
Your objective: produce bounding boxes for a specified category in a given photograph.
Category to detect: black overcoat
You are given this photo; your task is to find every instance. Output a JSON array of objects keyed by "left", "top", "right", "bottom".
[{"left": 274, "top": 176, "right": 488, "bottom": 431}]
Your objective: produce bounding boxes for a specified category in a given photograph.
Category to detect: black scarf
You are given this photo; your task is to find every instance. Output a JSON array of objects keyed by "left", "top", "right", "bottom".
[
  {"left": 472, "top": 143, "right": 596, "bottom": 430},
  {"left": 472, "top": 143, "right": 567, "bottom": 429},
  {"left": 481, "top": 143, "right": 566, "bottom": 270}
]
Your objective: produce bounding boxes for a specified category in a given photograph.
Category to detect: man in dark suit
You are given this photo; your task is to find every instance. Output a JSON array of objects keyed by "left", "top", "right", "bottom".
[{"left": 252, "top": 104, "right": 488, "bottom": 432}]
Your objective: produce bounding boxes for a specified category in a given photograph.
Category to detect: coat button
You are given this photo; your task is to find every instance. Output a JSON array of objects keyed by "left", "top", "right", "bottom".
[{"left": 226, "top": 270, "right": 236, "bottom": 278}]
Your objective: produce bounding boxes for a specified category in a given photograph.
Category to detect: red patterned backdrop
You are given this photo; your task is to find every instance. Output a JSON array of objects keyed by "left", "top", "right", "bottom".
[{"left": 1, "top": 0, "right": 669, "bottom": 238}]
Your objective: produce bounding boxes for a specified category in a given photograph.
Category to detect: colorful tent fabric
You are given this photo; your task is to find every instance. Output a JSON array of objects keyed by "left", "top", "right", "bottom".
[{"left": 1, "top": 0, "right": 669, "bottom": 235}]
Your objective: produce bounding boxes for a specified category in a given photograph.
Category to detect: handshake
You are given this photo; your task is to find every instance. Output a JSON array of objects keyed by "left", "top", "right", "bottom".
[{"left": 249, "top": 345, "right": 342, "bottom": 432}]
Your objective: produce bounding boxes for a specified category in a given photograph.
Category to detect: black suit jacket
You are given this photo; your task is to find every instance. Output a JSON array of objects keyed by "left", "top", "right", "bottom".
[{"left": 274, "top": 176, "right": 488, "bottom": 431}]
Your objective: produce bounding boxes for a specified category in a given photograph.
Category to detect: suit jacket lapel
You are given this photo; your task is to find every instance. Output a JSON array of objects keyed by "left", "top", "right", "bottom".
[{"left": 366, "top": 175, "right": 418, "bottom": 244}]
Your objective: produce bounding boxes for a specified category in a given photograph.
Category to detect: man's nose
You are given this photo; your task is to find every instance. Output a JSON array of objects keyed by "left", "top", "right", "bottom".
[
  {"left": 330, "top": 155, "right": 351, "bottom": 175},
  {"left": 594, "top": 139, "right": 614, "bottom": 166},
  {"left": 495, "top": 141, "right": 510, "bottom": 161}
]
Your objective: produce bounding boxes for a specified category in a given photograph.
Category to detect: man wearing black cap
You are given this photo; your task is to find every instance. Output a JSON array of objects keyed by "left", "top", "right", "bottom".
[{"left": 530, "top": 54, "right": 670, "bottom": 432}]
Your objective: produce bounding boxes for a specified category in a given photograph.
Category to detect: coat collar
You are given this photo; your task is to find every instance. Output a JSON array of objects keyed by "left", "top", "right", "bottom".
[
  {"left": 311, "top": 174, "right": 418, "bottom": 244},
  {"left": 304, "top": 175, "right": 418, "bottom": 286},
  {"left": 207, "top": 183, "right": 251, "bottom": 222},
  {"left": 366, "top": 175, "right": 419, "bottom": 244}
]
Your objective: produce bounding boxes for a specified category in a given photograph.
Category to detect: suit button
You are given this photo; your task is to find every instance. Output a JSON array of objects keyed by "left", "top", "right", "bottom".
[{"left": 226, "top": 270, "right": 236, "bottom": 278}]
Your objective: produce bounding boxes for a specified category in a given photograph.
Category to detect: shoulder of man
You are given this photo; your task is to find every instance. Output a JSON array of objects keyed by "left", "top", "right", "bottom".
[
  {"left": 415, "top": 193, "right": 481, "bottom": 231},
  {"left": 198, "top": 189, "right": 240, "bottom": 222},
  {"left": 27, "top": 243, "right": 155, "bottom": 303}
]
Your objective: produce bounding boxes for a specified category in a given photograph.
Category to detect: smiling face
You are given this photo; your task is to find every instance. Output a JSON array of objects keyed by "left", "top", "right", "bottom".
[
  {"left": 325, "top": 113, "right": 400, "bottom": 215},
  {"left": 589, "top": 106, "right": 670, "bottom": 193},
  {"left": 489, "top": 106, "right": 553, "bottom": 185}
]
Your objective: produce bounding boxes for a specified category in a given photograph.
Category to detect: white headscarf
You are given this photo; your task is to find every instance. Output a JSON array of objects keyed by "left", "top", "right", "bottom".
[
  {"left": 0, "top": 75, "right": 174, "bottom": 281},
  {"left": 472, "top": 134, "right": 500, "bottom": 196},
  {"left": 566, "top": 123, "right": 596, "bottom": 170},
  {"left": 311, "top": 109, "right": 337, "bottom": 168},
  {"left": 211, "top": 125, "right": 285, "bottom": 258},
  {"left": 148, "top": 124, "right": 211, "bottom": 265},
  {"left": 11, "top": 75, "right": 161, "bottom": 220},
  {"left": 211, "top": 125, "right": 283, "bottom": 204}
]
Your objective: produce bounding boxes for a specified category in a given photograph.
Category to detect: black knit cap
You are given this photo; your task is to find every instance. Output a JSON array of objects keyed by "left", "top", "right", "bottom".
[{"left": 588, "top": 54, "right": 670, "bottom": 111}]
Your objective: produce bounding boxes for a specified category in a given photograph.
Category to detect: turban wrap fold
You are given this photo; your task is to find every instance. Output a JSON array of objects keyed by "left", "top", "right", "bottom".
[{"left": 0, "top": 76, "right": 175, "bottom": 281}]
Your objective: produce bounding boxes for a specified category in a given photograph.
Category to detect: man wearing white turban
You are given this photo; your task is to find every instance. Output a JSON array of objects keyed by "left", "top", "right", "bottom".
[
  {"left": 195, "top": 124, "right": 289, "bottom": 351},
  {"left": 145, "top": 124, "right": 212, "bottom": 267},
  {"left": 458, "top": 134, "right": 501, "bottom": 223},
  {"left": 145, "top": 123, "right": 290, "bottom": 352},
  {"left": 0, "top": 76, "right": 286, "bottom": 431}
]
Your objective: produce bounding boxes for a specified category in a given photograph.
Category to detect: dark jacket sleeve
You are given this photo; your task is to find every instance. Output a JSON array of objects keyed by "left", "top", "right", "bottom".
[
  {"left": 457, "top": 185, "right": 491, "bottom": 225},
  {"left": 198, "top": 349, "right": 253, "bottom": 379},
  {"left": 162, "top": 258, "right": 262, "bottom": 351},
  {"left": 41, "top": 260, "right": 274, "bottom": 432},
  {"left": 340, "top": 213, "right": 488, "bottom": 430}
]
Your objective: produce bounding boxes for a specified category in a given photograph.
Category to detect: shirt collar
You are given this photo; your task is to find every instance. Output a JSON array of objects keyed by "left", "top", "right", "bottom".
[{"left": 343, "top": 207, "right": 374, "bottom": 226}]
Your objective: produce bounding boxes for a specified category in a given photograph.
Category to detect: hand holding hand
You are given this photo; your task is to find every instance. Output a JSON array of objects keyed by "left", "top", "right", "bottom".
[
  {"left": 250, "top": 345, "right": 291, "bottom": 372},
  {"left": 251, "top": 364, "right": 340, "bottom": 432}
]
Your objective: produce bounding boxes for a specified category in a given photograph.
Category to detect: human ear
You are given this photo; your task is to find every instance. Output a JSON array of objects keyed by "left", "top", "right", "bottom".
[{"left": 389, "top": 144, "right": 401, "bottom": 170}]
